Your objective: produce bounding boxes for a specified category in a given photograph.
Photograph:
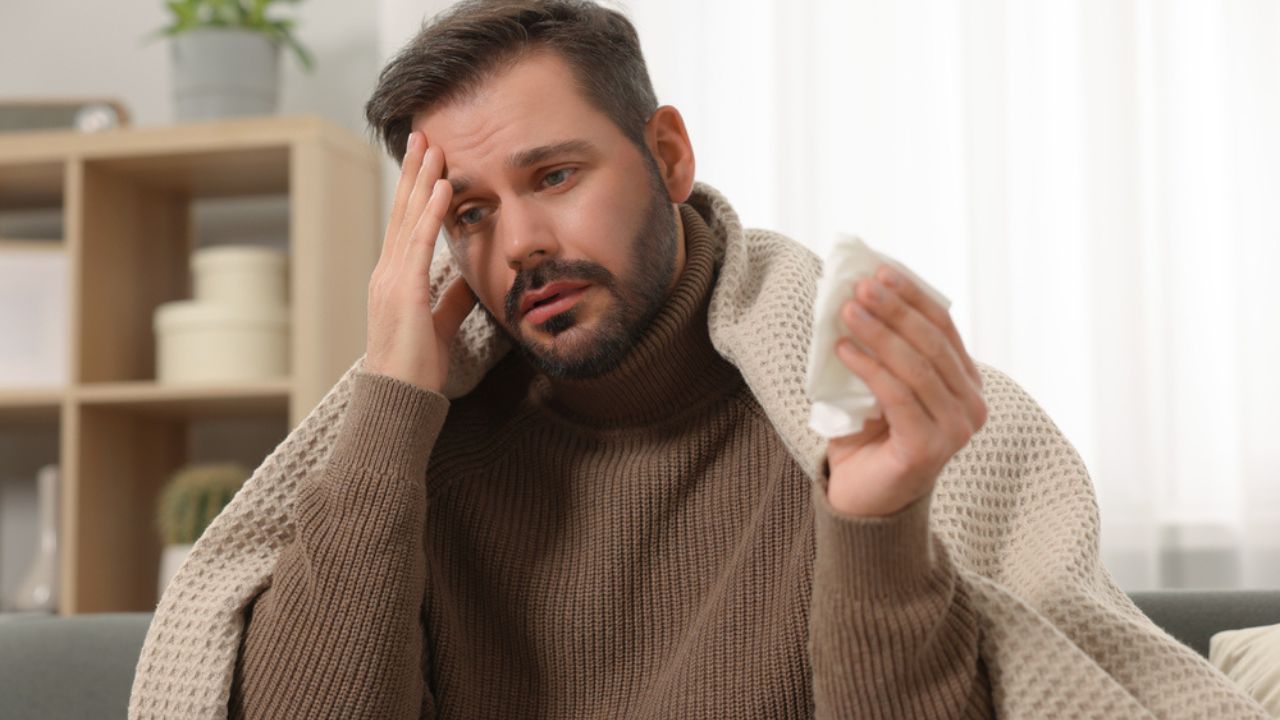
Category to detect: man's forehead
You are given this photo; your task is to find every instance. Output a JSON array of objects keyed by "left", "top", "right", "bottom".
[
  {"left": 411, "top": 50, "right": 589, "bottom": 141},
  {"left": 408, "top": 51, "right": 629, "bottom": 197}
]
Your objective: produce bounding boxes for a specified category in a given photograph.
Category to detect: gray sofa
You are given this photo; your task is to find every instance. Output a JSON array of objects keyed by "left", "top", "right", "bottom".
[{"left": 1, "top": 591, "right": 1278, "bottom": 719}]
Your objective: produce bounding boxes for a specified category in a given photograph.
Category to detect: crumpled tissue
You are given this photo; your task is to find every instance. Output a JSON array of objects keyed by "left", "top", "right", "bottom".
[{"left": 805, "top": 234, "right": 951, "bottom": 439}]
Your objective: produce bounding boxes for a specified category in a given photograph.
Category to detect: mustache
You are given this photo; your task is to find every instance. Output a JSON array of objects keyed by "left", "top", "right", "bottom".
[{"left": 504, "top": 258, "right": 617, "bottom": 324}]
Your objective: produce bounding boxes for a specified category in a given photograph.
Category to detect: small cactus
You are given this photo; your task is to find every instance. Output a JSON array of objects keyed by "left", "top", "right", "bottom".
[{"left": 156, "top": 462, "right": 249, "bottom": 545}]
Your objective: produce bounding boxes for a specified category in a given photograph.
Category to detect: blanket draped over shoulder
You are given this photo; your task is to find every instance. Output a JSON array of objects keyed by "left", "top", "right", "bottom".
[{"left": 128, "top": 181, "right": 1267, "bottom": 719}]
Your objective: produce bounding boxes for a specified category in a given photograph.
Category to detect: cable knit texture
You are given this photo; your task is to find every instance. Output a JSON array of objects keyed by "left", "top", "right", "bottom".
[{"left": 130, "top": 181, "right": 1268, "bottom": 719}]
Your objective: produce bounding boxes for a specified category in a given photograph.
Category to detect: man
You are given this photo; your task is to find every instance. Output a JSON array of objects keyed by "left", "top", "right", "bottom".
[{"left": 128, "top": 1, "right": 1269, "bottom": 719}]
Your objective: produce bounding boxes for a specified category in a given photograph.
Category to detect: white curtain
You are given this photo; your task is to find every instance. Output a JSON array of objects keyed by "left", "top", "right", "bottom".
[{"left": 628, "top": 0, "right": 1280, "bottom": 590}]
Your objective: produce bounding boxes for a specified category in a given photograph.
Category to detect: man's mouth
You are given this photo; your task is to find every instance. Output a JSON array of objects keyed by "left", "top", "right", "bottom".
[{"left": 522, "top": 283, "right": 591, "bottom": 324}]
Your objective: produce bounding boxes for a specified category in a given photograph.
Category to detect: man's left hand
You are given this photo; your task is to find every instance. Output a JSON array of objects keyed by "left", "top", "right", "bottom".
[{"left": 825, "top": 265, "right": 988, "bottom": 518}]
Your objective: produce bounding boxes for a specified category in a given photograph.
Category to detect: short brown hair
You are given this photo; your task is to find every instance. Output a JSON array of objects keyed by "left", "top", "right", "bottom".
[{"left": 364, "top": 0, "right": 659, "bottom": 165}]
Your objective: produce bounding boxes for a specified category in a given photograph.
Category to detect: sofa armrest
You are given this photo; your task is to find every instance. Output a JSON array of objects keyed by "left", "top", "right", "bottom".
[
  {"left": 0, "top": 612, "right": 153, "bottom": 720},
  {"left": 1129, "top": 590, "right": 1280, "bottom": 658}
]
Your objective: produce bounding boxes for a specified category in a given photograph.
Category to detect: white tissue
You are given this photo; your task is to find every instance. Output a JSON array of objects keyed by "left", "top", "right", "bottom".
[{"left": 804, "top": 234, "right": 951, "bottom": 439}]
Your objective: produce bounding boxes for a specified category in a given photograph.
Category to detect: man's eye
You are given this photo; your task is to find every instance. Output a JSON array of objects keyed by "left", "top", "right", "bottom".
[
  {"left": 457, "top": 207, "right": 485, "bottom": 226},
  {"left": 544, "top": 168, "right": 575, "bottom": 187}
]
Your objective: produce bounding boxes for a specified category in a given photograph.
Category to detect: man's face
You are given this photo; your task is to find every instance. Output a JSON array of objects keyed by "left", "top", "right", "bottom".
[{"left": 413, "top": 50, "right": 681, "bottom": 379}]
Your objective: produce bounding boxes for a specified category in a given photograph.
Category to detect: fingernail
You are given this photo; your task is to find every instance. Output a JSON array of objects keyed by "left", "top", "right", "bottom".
[
  {"left": 406, "top": 132, "right": 418, "bottom": 151},
  {"left": 864, "top": 280, "right": 885, "bottom": 303},
  {"left": 881, "top": 267, "right": 900, "bottom": 288}
]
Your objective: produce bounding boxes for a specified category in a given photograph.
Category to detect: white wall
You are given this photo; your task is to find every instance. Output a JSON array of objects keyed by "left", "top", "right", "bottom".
[{"left": 0, "top": 0, "right": 380, "bottom": 135}]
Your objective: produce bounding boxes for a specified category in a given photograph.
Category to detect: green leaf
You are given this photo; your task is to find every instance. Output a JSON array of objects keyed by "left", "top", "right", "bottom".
[
  {"left": 247, "top": 0, "right": 268, "bottom": 25},
  {"left": 281, "top": 32, "right": 314, "bottom": 71},
  {"left": 163, "top": 0, "right": 204, "bottom": 31}
]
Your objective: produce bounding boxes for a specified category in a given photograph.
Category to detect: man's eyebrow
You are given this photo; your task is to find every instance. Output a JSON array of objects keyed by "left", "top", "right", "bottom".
[
  {"left": 508, "top": 139, "right": 597, "bottom": 169},
  {"left": 448, "top": 139, "right": 598, "bottom": 197},
  {"left": 448, "top": 175, "right": 470, "bottom": 197}
]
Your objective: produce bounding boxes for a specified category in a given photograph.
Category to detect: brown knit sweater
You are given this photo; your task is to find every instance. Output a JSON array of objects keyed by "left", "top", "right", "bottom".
[{"left": 229, "top": 206, "right": 992, "bottom": 719}]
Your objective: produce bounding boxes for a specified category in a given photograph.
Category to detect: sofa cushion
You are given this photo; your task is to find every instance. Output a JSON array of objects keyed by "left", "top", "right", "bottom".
[
  {"left": 1129, "top": 590, "right": 1280, "bottom": 658},
  {"left": 0, "top": 612, "right": 152, "bottom": 720}
]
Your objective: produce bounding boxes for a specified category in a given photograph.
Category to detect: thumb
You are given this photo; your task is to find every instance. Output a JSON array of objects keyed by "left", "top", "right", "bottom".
[{"left": 433, "top": 275, "right": 478, "bottom": 345}]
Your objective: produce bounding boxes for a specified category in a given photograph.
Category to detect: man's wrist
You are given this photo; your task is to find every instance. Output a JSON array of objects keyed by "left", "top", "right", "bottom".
[
  {"left": 818, "top": 457, "right": 928, "bottom": 518},
  {"left": 826, "top": 488, "right": 920, "bottom": 519}
]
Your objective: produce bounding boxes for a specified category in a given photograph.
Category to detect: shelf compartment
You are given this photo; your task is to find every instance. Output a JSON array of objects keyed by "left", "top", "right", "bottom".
[
  {"left": 0, "top": 161, "right": 64, "bottom": 211},
  {"left": 0, "top": 421, "right": 60, "bottom": 611},
  {"left": 86, "top": 147, "right": 289, "bottom": 199},
  {"left": 0, "top": 239, "right": 70, "bottom": 388},
  {"left": 66, "top": 398, "right": 289, "bottom": 613},
  {"left": 75, "top": 160, "right": 194, "bottom": 385},
  {"left": 66, "top": 404, "right": 185, "bottom": 613}
]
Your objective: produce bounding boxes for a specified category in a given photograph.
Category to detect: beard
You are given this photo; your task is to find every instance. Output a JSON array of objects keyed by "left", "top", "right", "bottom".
[{"left": 479, "top": 157, "right": 679, "bottom": 380}]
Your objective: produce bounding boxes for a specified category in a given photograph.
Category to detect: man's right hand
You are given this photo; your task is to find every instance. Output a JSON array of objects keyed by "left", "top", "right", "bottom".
[{"left": 364, "top": 130, "right": 477, "bottom": 394}]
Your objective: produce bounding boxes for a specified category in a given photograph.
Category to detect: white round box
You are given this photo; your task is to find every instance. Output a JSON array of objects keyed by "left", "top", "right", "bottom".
[
  {"left": 191, "top": 244, "right": 288, "bottom": 307},
  {"left": 154, "top": 301, "right": 290, "bottom": 383}
]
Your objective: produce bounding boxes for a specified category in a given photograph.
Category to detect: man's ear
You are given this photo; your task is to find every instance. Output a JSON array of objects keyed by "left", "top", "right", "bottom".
[{"left": 644, "top": 105, "right": 696, "bottom": 204}]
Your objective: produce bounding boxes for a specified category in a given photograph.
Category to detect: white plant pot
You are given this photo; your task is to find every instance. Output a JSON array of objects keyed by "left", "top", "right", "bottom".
[
  {"left": 171, "top": 28, "right": 280, "bottom": 122},
  {"left": 158, "top": 543, "right": 194, "bottom": 599}
]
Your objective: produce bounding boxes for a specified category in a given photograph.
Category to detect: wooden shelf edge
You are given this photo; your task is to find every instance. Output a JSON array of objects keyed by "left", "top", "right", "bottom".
[
  {"left": 76, "top": 377, "right": 290, "bottom": 399},
  {"left": 0, "top": 379, "right": 297, "bottom": 421},
  {"left": 0, "top": 386, "right": 66, "bottom": 406},
  {"left": 0, "top": 238, "right": 64, "bottom": 250},
  {"left": 0, "top": 115, "right": 374, "bottom": 166}
]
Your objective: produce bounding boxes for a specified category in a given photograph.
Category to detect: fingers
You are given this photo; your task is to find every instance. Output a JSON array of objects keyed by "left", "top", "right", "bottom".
[
  {"left": 855, "top": 275, "right": 986, "bottom": 428},
  {"left": 875, "top": 265, "right": 982, "bottom": 389},
  {"left": 838, "top": 272, "right": 989, "bottom": 445},
  {"left": 398, "top": 146, "right": 448, "bottom": 266},
  {"left": 383, "top": 131, "right": 426, "bottom": 262},
  {"left": 841, "top": 296, "right": 958, "bottom": 429},
  {"left": 405, "top": 178, "right": 453, "bottom": 269},
  {"left": 835, "top": 337, "right": 933, "bottom": 442}
]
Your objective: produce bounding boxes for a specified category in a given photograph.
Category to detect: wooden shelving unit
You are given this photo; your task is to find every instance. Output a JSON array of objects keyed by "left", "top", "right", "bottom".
[{"left": 0, "top": 115, "right": 381, "bottom": 614}]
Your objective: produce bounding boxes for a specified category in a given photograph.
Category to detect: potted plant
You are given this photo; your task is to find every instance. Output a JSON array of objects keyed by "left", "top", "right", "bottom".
[
  {"left": 149, "top": 0, "right": 315, "bottom": 122},
  {"left": 155, "top": 462, "right": 249, "bottom": 597}
]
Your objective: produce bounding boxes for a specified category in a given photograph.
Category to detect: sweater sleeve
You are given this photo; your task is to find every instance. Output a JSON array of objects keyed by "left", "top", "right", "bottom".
[
  {"left": 229, "top": 369, "right": 451, "bottom": 720},
  {"left": 807, "top": 460, "right": 993, "bottom": 719}
]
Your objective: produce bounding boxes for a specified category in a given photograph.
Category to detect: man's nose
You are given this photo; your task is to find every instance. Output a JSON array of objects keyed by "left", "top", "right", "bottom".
[{"left": 501, "top": 201, "right": 559, "bottom": 273}]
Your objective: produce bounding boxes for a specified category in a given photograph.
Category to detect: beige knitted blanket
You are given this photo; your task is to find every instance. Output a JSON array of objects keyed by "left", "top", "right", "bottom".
[{"left": 129, "top": 181, "right": 1267, "bottom": 719}]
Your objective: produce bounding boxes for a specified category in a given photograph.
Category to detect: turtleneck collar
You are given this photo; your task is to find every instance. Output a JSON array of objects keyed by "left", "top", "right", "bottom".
[{"left": 527, "top": 203, "right": 743, "bottom": 427}]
